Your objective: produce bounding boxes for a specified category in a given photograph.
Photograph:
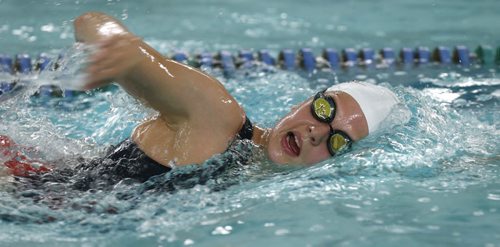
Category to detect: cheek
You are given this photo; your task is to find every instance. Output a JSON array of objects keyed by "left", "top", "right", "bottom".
[{"left": 303, "top": 145, "right": 331, "bottom": 165}]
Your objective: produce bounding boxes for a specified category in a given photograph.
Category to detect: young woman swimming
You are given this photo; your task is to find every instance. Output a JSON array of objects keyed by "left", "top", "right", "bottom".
[{"left": 1, "top": 12, "right": 399, "bottom": 187}]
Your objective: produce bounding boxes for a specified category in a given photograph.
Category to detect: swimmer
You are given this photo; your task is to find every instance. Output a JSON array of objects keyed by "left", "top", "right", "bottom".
[{"left": 2, "top": 12, "right": 399, "bottom": 184}]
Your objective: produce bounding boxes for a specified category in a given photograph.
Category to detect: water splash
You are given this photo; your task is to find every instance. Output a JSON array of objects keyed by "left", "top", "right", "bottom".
[{"left": 0, "top": 57, "right": 499, "bottom": 246}]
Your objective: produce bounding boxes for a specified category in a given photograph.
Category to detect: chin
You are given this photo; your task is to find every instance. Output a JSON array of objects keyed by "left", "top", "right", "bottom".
[
  {"left": 266, "top": 148, "right": 285, "bottom": 164},
  {"left": 265, "top": 129, "right": 286, "bottom": 164},
  {"left": 266, "top": 141, "right": 288, "bottom": 165}
]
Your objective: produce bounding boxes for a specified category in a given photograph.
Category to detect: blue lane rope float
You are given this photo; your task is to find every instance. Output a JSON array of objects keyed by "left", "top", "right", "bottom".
[
  {"left": 0, "top": 45, "right": 498, "bottom": 96},
  {"left": 360, "top": 48, "right": 375, "bottom": 68},
  {"left": 416, "top": 47, "right": 430, "bottom": 65},
  {"left": 434, "top": 46, "right": 452, "bottom": 64},
  {"left": 322, "top": 48, "right": 340, "bottom": 69},
  {"left": 278, "top": 49, "right": 296, "bottom": 70},
  {"left": 1, "top": 54, "right": 13, "bottom": 74},
  {"left": 217, "top": 50, "right": 236, "bottom": 75},
  {"left": 36, "top": 53, "right": 51, "bottom": 71},
  {"left": 196, "top": 52, "right": 213, "bottom": 68},
  {"left": 299, "top": 48, "right": 316, "bottom": 72},
  {"left": 342, "top": 48, "right": 357, "bottom": 67},
  {"left": 238, "top": 49, "right": 254, "bottom": 61},
  {"left": 237, "top": 49, "right": 254, "bottom": 69},
  {"left": 453, "top": 46, "right": 470, "bottom": 66},
  {"left": 34, "top": 54, "right": 64, "bottom": 97},
  {"left": 380, "top": 47, "right": 395, "bottom": 67},
  {"left": 258, "top": 49, "right": 275, "bottom": 66},
  {"left": 172, "top": 52, "right": 188, "bottom": 63},
  {"left": 0, "top": 54, "right": 13, "bottom": 94},
  {"left": 15, "top": 54, "right": 32, "bottom": 74},
  {"left": 400, "top": 47, "right": 414, "bottom": 65}
]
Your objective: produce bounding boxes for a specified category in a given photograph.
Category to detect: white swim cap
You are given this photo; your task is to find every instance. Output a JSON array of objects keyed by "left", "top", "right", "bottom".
[{"left": 326, "top": 82, "right": 399, "bottom": 134}]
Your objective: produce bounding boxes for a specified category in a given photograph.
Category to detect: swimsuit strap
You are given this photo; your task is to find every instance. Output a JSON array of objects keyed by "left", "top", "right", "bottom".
[{"left": 237, "top": 116, "right": 253, "bottom": 141}]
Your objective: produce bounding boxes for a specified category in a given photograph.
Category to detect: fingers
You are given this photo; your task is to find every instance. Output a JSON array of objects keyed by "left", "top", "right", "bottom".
[
  {"left": 86, "top": 51, "right": 128, "bottom": 82},
  {"left": 83, "top": 34, "right": 142, "bottom": 89},
  {"left": 88, "top": 53, "right": 118, "bottom": 74}
]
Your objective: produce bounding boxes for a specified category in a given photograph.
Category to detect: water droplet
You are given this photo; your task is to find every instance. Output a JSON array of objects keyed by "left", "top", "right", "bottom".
[
  {"left": 264, "top": 222, "right": 275, "bottom": 227},
  {"left": 472, "top": 210, "right": 484, "bottom": 216},
  {"left": 417, "top": 197, "right": 431, "bottom": 203},
  {"left": 487, "top": 193, "right": 500, "bottom": 201},
  {"left": 211, "top": 225, "right": 232, "bottom": 235},
  {"left": 184, "top": 239, "right": 194, "bottom": 245},
  {"left": 41, "top": 23, "right": 56, "bottom": 32},
  {"left": 275, "top": 228, "right": 289, "bottom": 236},
  {"left": 344, "top": 203, "right": 361, "bottom": 209}
]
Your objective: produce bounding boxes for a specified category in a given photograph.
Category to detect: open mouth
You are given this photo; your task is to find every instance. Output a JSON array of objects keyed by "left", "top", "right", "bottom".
[{"left": 282, "top": 131, "right": 300, "bottom": 157}]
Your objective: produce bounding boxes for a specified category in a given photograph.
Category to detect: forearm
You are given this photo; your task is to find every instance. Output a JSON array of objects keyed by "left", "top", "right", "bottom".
[
  {"left": 73, "top": 12, "right": 184, "bottom": 116},
  {"left": 73, "top": 12, "right": 242, "bottom": 125}
]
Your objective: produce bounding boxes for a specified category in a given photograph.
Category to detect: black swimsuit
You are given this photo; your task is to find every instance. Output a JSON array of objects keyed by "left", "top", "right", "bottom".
[
  {"left": 65, "top": 116, "right": 254, "bottom": 190},
  {"left": 11, "top": 116, "right": 255, "bottom": 212}
]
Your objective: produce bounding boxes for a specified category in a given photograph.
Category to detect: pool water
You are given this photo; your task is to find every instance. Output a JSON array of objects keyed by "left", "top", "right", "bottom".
[{"left": 0, "top": 0, "right": 499, "bottom": 246}]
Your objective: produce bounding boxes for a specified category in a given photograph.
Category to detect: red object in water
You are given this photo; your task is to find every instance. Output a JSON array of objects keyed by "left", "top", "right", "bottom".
[
  {"left": 0, "top": 135, "right": 14, "bottom": 156},
  {"left": 1, "top": 135, "right": 52, "bottom": 177},
  {"left": 0, "top": 135, "right": 13, "bottom": 146},
  {"left": 4, "top": 159, "right": 52, "bottom": 177}
]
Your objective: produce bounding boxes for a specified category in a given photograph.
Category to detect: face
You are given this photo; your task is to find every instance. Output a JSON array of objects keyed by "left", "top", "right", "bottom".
[{"left": 266, "top": 91, "right": 369, "bottom": 165}]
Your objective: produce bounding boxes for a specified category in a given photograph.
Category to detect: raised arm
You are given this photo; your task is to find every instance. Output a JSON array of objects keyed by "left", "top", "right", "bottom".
[{"left": 73, "top": 12, "right": 244, "bottom": 127}]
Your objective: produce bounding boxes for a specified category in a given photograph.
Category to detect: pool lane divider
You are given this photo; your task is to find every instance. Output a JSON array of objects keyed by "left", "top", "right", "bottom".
[
  {"left": 196, "top": 52, "right": 213, "bottom": 68},
  {"left": 0, "top": 45, "right": 499, "bottom": 96},
  {"left": 258, "top": 50, "right": 275, "bottom": 66},
  {"left": 15, "top": 54, "right": 32, "bottom": 74},
  {"left": 359, "top": 48, "right": 375, "bottom": 68},
  {"left": 416, "top": 47, "right": 430, "bottom": 64},
  {"left": 299, "top": 48, "right": 316, "bottom": 72},
  {"left": 278, "top": 49, "right": 296, "bottom": 70},
  {"left": 238, "top": 50, "right": 254, "bottom": 69},
  {"left": 399, "top": 48, "right": 414, "bottom": 65},
  {"left": 380, "top": 48, "right": 395, "bottom": 67},
  {"left": 433, "top": 46, "right": 452, "bottom": 64},
  {"left": 322, "top": 48, "right": 340, "bottom": 69},
  {"left": 341, "top": 48, "right": 357, "bottom": 67},
  {"left": 453, "top": 46, "right": 470, "bottom": 66}
]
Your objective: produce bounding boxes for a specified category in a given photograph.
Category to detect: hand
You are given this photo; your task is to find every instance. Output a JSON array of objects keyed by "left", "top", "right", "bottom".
[{"left": 84, "top": 34, "right": 144, "bottom": 90}]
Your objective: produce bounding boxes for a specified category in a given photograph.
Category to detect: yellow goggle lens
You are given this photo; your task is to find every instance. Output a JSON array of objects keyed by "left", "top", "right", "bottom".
[
  {"left": 330, "top": 134, "right": 348, "bottom": 152},
  {"left": 313, "top": 98, "right": 332, "bottom": 120}
]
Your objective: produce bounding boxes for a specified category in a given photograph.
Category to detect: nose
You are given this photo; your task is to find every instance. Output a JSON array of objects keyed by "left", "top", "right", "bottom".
[{"left": 307, "top": 124, "right": 330, "bottom": 146}]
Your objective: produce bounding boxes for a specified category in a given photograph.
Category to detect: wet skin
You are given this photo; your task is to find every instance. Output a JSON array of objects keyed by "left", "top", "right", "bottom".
[{"left": 263, "top": 91, "right": 369, "bottom": 165}]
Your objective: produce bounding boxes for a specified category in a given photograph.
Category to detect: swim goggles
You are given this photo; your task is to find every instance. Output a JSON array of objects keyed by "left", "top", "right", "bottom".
[{"left": 310, "top": 89, "right": 353, "bottom": 156}]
